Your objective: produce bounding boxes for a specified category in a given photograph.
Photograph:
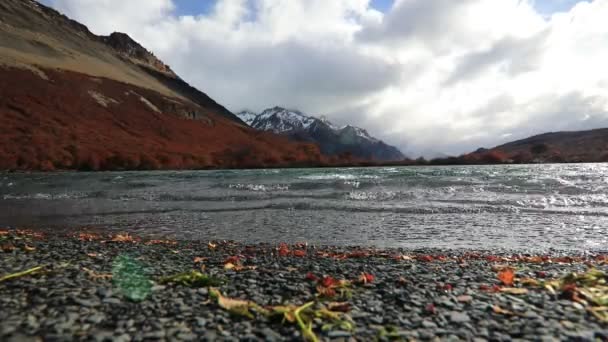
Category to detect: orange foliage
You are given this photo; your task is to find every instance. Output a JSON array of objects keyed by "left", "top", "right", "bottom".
[
  {"left": 497, "top": 267, "right": 515, "bottom": 286},
  {"left": 0, "top": 66, "right": 354, "bottom": 171}
]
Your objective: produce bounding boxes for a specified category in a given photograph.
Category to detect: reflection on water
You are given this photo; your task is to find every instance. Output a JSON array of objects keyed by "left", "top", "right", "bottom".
[{"left": 2, "top": 164, "right": 608, "bottom": 251}]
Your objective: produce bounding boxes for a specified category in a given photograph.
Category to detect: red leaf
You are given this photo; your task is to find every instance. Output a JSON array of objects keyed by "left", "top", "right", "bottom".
[
  {"left": 305, "top": 272, "right": 319, "bottom": 282},
  {"left": 357, "top": 272, "right": 375, "bottom": 284},
  {"left": 425, "top": 303, "right": 436, "bottom": 314},
  {"left": 418, "top": 255, "right": 433, "bottom": 262},
  {"left": 321, "top": 276, "right": 339, "bottom": 288}
]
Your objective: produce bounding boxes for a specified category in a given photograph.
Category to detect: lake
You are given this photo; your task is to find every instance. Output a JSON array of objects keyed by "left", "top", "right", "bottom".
[{"left": 1, "top": 164, "right": 608, "bottom": 251}]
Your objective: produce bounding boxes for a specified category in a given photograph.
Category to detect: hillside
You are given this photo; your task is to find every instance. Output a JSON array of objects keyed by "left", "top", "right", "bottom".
[
  {"left": 453, "top": 128, "right": 608, "bottom": 164},
  {"left": 0, "top": 0, "right": 341, "bottom": 170},
  {"left": 238, "top": 107, "right": 405, "bottom": 161}
]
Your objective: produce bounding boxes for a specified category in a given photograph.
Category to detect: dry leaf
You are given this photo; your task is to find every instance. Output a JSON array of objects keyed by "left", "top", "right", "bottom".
[
  {"left": 493, "top": 305, "right": 517, "bottom": 316},
  {"left": 83, "top": 267, "right": 112, "bottom": 280},
  {"left": 327, "top": 302, "right": 351, "bottom": 312},
  {"left": 22, "top": 245, "right": 36, "bottom": 252},
  {"left": 111, "top": 233, "right": 137, "bottom": 243},
  {"left": 193, "top": 257, "right": 207, "bottom": 263},
  {"left": 519, "top": 278, "right": 541, "bottom": 287},
  {"left": 500, "top": 287, "right": 529, "bottom": 295},
  {"left": 87, "top": 252, "right": 99, "bottom": 258},
  {"left": 208, "top": 242, "right": 217, "bottom": 250},
  {"left": 209, "top": 288, "right": 254, "bottom": 318}
]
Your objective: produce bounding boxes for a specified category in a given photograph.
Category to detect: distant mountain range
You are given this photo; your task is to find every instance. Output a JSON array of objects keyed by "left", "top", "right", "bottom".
[{"left": 237, "top": 107, "right": 405, "bottom": 161}]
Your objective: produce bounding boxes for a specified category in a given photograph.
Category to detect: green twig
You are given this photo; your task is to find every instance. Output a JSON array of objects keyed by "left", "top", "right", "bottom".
[
  {"left": 0, "top": 266, "right": 44, "bottom": 283},
  {"left": 294, "top": 302, "right": 318, "bottom": 342}
]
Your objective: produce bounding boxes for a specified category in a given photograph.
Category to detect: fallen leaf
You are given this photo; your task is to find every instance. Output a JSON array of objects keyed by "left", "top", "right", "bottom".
[
  {"left": 209, "top": 288, "right": 255, "bottom": 319},
  {"left": 293, "top": 250, "right": 306, "bottom": 257},
  {"left": 425, "top": 303, "right": 436, "bottom": 314},
  {"left": 110, "top": 233, "right": 137, "bottom": 243},
  {"left": 193, "top": 257, "right": 207, "bottom": 263},
  {"left": 87, "top": 253, "right": 99, "bottom": 258},
  {"left": 208, "top": 242, "right": 217, "bottom": 250},
  {"left": 519, "top": 278, "right": 541, "bottom": 287},
  {"left": 305, "top": 272, "right": 319, "bottom": 282},
  {"left": 224, "top": 256, "right": 240, "bottom": 265},
  {"left": 327, "top": 302, "right": 351, "bottom": 313},
  {"left": 321, "top": 276, "right": 339, "bottom": 288},
  {"left": 1, "top": 243, "right": 16, "bottom": 252},
  {"left": 498, "top": 267, "right": 515, "bottom": 286},
  {"left": 357, "top": 272, "right": 375, "bottom": 284},
  {"left": 83, "top": 267, "right": 113, "bottom": 280},
  {"left": 492, "top": 305, "right": 517, "bottom": 316},
  {"left": 22, "top": 245, "right": 36, "bottom": 252},
  {"left": 160, "top": 270, "right": 223, "bottom": 287},
  {"left": 500, "top": 287, "right": 529, "bottom": 295}
]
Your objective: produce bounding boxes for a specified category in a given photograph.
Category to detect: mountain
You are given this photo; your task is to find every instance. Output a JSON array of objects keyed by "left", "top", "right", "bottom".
[
  {"left": 237, "top": 107, "right": 405, "bottom": 161},
  {"left": 461, "top": 128, "right": 608, "bottom": 164},
  {"left": 0, "top": 0, "right": 342, "bottom": 170}
]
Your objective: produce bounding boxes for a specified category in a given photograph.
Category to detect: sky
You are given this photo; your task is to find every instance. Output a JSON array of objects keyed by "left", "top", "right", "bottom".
[{"left": 41, "top": 0, "right": 608, "bottom": 157}]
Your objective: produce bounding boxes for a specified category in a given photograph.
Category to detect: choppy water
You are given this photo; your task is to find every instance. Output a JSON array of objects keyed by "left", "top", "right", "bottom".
[{"left": 1, "top": 164, "right": 608, "bottom": 251}]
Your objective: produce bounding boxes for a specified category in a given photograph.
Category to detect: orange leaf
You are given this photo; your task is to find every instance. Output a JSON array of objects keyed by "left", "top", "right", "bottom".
[
  {"left": 498, "top": 267, "right": 515, "bottom": 286},
  {"left": 193, "top": 257, "right": 207, "bottom": 263},
  {"left": 224, "top": 256, "right": 240, "bottom": 265},
  {"left": 292, "top": 250, "right": 306, "bottom": 257},
  {"left": 208, "top": 242, "right": 217, "bottom": 250}
]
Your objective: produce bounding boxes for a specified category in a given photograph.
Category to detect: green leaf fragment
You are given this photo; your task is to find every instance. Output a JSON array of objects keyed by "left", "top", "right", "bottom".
[{"left": 112, "top": 255, "right": 152, "bottom": 302}]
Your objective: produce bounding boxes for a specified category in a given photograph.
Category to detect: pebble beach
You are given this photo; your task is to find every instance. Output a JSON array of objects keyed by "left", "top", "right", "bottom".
[{"left": 1, "top": 229, "right": 608, "bottom": 341}]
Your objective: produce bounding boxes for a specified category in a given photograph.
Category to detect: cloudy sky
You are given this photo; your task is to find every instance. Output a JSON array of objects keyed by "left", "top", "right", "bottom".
[{"left": 41, "top": 0, "right": 608, "bottom": 157}]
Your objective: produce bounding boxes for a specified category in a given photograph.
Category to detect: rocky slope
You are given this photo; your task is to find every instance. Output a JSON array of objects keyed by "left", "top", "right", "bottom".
[
  {"left": 238, "top": 107, "right": 405, "bottom": 161},
  {"left": 0, "top": 0, "right": 344, "bottom": 170}
]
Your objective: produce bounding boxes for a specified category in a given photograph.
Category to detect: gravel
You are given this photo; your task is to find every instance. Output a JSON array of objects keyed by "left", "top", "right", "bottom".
[{"left": 1, "top": 230, "right": 607, "bottom": 341}]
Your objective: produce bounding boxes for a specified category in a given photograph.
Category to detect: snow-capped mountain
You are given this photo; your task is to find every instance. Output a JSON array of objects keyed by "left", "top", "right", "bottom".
[{"left": 237, "top": 107, "right": 405, "bottom": 161}]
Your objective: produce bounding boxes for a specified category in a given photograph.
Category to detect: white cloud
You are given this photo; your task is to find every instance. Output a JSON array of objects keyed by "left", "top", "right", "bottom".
[{"left": 46, "top": 0, "right": 608, "bottom": 156}]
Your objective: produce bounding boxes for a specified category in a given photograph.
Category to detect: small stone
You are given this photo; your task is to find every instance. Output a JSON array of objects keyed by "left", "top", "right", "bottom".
[
  {"left": 103, "top": 298, "right": 122, "bottom": 305},
  {"left": 457, "top": 295, "right": 472, "bottom": 303},
  {"left": 195, "top": 318, "right": 207, "bottom": 327},
  {"left": 74, "top": 298, "right": 100, "bottom": 307},
  {"left": 449, "top": 312, "right": 470, "bottom": 323},
  {"left": 87, "top": 314, "right": 105, "bottom": 324},
  {"left": 144, "top": 331, "right": 166, "bottom": 339},
  {"left": 421, "top": 320, "right": 437, "bottom": 329},
  {"left": 260, "top": 327, "right": 282, "bottom": 342},
  {"left": 327, "top": 331, "right": 352, "bottom": 338},
  {"left": 176, "top": 333, "right": 196, "bottom": 340}
]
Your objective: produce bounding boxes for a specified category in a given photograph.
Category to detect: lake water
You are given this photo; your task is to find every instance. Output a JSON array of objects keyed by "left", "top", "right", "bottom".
[{"left": 1, "top": 164, "right": 608, "bottom": 251}]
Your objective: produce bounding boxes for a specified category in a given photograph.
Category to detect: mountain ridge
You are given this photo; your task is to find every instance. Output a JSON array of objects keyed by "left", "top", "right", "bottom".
[
  {"left": 237, "top": 107, "right": 405, "bottom": 161},
  {"left": 0, "top": 0, "right": 359, "bottom": 171}
]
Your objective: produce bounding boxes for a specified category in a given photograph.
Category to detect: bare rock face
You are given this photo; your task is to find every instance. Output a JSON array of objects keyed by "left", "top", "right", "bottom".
[{"left": 102, "top": 32, "right": 177, "bottom": 77}]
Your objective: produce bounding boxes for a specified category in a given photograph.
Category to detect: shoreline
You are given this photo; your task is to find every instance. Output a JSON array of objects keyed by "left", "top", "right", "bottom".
[{"left": 1, "top": 229, "right": 607, "bottom": 341}]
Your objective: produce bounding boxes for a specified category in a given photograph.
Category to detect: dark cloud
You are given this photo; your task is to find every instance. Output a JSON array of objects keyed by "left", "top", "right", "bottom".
[{"left": 444, "top": 31, "right": 549, "bottom": 85}]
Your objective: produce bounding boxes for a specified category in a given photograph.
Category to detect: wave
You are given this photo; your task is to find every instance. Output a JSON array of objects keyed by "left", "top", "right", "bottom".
[
  {"left": 228, "top": 183, "right": 289, "bottom": 192},
  {"left": 298, "top": 173, "right": 380, "bottom": 181}
]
